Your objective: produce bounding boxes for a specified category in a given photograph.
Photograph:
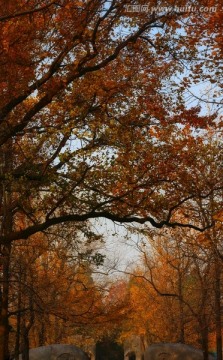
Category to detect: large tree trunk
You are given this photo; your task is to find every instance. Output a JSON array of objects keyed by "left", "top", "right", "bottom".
[
  {"left": 0, "top": 145, "right": 13, "bottom": 360},
  {"left": 214, "top": 257, "right": 222, "bottom": 360},
  {"left": 0, "top": 244, "right": 11, "bottom": 360}
]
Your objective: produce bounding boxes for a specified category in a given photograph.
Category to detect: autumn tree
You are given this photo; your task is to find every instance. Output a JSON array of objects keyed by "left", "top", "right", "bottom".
[
  {"left": 120, "top": 128, "right": 223, "bottom": 359},
  {"left": 0, "top": 1, "right": 223, "bottom": 359},
  {"left": 8, "top": 222, "right": 104, "bottom": 359},
  {"left": 175, "top": 128, "right": 223, "bottom": 360},
  {"left": 119, "top": 228, "right": 215, "bottom": 360}
]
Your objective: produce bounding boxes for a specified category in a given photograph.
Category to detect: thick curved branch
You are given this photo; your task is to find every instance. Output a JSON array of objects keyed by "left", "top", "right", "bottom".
[
  {"left": 0, "top": 209, "right": 213, "bottom": 245},
  {"left": 0, "top": 1, "right": 57, "bottom": 22}
]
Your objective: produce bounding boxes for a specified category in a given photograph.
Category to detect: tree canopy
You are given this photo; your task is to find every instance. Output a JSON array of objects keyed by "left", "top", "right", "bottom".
[{"left": 1, "top": 0, "right": 222, "bottom": 244}]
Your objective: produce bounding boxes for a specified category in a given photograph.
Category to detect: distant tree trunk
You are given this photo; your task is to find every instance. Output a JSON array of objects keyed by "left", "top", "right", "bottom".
[
  {"left": 14, "top": 264, "right": 22, "bottom": 360},
  {"left": 178, "top": 273, "right": 185, "bottom": 343},
  {"left": 179, "top": 296, "right": 185, "bottom": 343},
  {"left": 38, "top": 320, "right": 45, "bottom": 347},
  {"left": 21, "top": 325, "right": 30, "bottom": 360},
  {"left": 21, "top": 293, "right": 35, "bottom": 360},
  {"left": 199, "top": 318, "right": 209, "bottom": 360}
]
